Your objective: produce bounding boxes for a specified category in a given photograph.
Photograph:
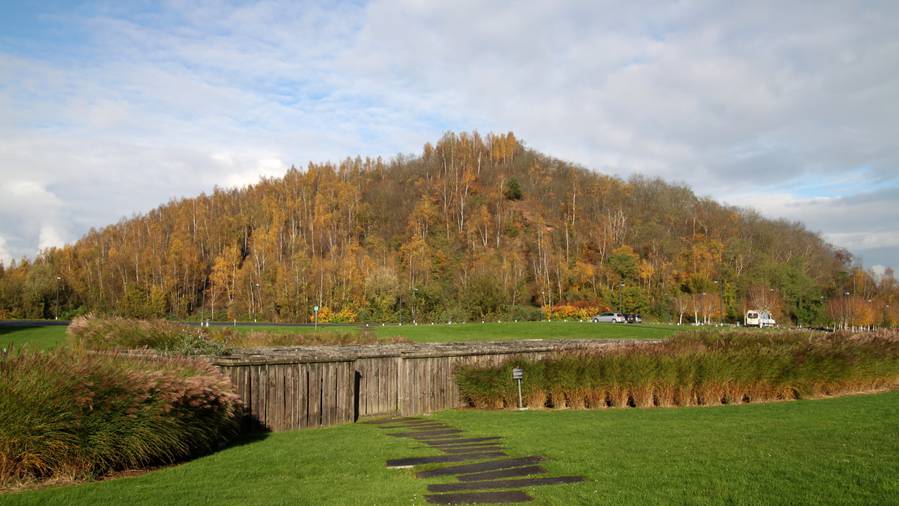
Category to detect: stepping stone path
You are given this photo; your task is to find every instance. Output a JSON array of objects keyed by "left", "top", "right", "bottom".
[{"left": 364, "top": 416, "right": 585, "bottom": 504}]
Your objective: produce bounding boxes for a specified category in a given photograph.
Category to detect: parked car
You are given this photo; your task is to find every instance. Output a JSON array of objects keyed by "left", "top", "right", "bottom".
[
  {"left": 624, "top": 313, "right": 642, "bottom": 324},
  {"left": 592, "top": 312, "right": 626, "bottom": 323},
  {"left": 745, "top": 310, "right": 776, "bottom": 328}
]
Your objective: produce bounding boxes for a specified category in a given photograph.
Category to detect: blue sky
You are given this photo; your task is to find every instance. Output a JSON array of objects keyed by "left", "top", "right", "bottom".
[{"left": 1, "top": 1, "right": 898, "bottom": 272}]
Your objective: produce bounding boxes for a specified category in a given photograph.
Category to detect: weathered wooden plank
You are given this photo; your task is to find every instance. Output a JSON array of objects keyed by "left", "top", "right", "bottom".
[
  {"left": 283, "top": 365, "right": 294, "bottom": 431},
  {"left": 347, "top": 362, "right": 356, "bottom": 423},
  {"left": 322, "top": 363, "right": 336, "bottom": 427},
  {"left": 398, "top": 356, "right": 407, "bottom": 416},
  {"left": 307, "top": 363, "right": 321, "bottom": 428},
  {"left": 376, "top": 357, "right": 385, "bottom": 415},
  {"left": 297, "top": 364, "right": 308, "bottom": 429},
  {"left": 250, "top": 365, "right": 261, "bottom": 428},
  {"left": 391, "top": 357, "right": 400, "bottom": 414},
  {"left": 337, "top": 362, "right": 347, "bottom": 424}
]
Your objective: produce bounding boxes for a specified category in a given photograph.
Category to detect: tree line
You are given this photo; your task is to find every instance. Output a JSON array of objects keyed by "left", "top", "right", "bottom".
[{"left": 1, "top": 132, "right": 896, "bottom": 327}]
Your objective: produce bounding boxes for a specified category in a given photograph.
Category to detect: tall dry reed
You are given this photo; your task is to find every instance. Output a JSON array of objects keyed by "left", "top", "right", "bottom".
[
  {"left": 67, "top": 316, "right": 407, "bottom": 355},
  {"left": 0, "top": 348, "right": 241, "bottom": 489},
  {"left": 456, "top": 329, "right": 899, "bottom": 410}
]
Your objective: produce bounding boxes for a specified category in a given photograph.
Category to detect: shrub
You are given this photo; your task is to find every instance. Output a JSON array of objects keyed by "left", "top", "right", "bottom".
[
  {"left": 0, "top": 348, "right": 241, "bottom": 489},
  {"left": 456, "top": 329, "right": 899, "bottom": 410}
]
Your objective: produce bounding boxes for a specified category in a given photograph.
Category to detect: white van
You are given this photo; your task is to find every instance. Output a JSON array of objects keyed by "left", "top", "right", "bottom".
[{"left": 745, "top": 310, "right": 776, "bottom": 328}]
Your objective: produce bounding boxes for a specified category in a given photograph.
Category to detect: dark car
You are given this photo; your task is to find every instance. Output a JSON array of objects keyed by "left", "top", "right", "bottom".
[{"left": 624, "top": 313, "right": 642, "bottom": 324}]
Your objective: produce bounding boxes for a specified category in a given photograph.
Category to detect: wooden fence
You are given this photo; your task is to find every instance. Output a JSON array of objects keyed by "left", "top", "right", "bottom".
[{"left": 212, "top": 340, "right": 650, "bottom": 431}]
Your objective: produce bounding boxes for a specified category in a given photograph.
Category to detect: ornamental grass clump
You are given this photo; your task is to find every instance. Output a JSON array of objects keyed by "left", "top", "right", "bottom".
[
  {"left": 0, "top": 348, "right": 241, "bottom": 489},
  {"left": 455, "top": 329, "right": 899, "bottom": 410},
  {"left": 68, "top": 316, "right": 409, "bottom": 355}
]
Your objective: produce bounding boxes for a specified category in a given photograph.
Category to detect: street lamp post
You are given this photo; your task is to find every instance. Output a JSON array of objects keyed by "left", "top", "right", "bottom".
[
  {"left": 252, "top": 283, "right": 261, "bottom": 323},
  {"left": 618, "top": 283, "right": 625, "bottom": 314},
  {"left": 843, "top": 291, "right": 850, "bottom": 330},
  {"left": 714, "top": 280, "right": 723, "bottom": 325},
  {"left": 55, "top": 276, "right": 61, "bottom": 320}
]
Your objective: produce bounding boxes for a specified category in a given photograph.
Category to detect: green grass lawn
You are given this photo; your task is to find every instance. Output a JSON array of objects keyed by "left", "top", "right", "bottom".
[
  {"left": 0, "top": 325, "right": 68, "bottom": 351},
  {"left": 6, "top": 392, "right": 897, "bottom": 505}
]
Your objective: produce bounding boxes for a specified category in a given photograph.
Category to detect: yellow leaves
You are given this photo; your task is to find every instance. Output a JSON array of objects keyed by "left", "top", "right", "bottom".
[{"left": 638, "top": 260, "right": 655, "bottom": 281}]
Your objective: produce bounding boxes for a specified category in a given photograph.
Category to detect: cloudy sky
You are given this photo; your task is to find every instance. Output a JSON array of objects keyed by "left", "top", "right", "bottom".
[{"left": 2, "top": 1, "right": 898, "bottom": 271}]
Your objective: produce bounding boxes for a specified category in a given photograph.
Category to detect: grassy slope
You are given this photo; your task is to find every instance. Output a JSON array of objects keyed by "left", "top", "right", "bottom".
[
  {"left": 7, "top": 392, "right": 897, "bottom": 505},
  {"left": 0, "top": 326, "right": 68, "bottom": 351}
]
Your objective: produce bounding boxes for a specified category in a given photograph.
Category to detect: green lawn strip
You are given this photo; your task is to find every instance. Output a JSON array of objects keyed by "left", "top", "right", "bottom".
[
  {"left": 432, "top": 392, "right": 899, "bottom": 505},
  {"left": 3, "top": 426, "right": 432, "bottom": 505},
  {"left": 0, "top": 325, "right": 68, "bottom": 351},
  {"left": 6, "top": 392, "right": 897, "bottom": 505}
]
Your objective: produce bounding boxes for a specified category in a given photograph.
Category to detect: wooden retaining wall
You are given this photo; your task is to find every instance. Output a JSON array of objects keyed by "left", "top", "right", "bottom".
[{"left": 212, "top": 340, "right": 650, "bottom": 431}]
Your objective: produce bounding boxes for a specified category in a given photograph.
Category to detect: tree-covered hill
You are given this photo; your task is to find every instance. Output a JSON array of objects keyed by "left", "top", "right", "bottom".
[{"left": 1, "top": 132, "right": 895, "bottom": 326}]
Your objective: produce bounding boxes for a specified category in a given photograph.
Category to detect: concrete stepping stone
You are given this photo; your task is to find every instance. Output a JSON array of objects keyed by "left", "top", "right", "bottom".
[
  {"left": 387, "top": 452, "right": 507, "bottom": 467},
  {"left": 425, "top": 491, "right": 533, "bottom": 504},
  {"left": 363, "top": 417, "right": 424, "bottom": 425},
  {"left": 441, "top": 445, "right": 505, "bottom": 454},
  {"left": 456, "top": 466, "right": 546, "bottom": 482},
  {"left": 424, "top": 437, "right": 502, "bottom": 446},
  {"left": 378, "top": 421, "right": 582, "bottom": 503},
  {"left": 427, "top": 476, "right": 585, "bottom": 492},
  {"left": 389, "top": 429, "right": 465, "bottom": 439},
  {"left": 417, "top": 457, "right": 544, "bottom": 478},
  {"left": 379, "top": 423, "right": 449, "bottom": 430}
]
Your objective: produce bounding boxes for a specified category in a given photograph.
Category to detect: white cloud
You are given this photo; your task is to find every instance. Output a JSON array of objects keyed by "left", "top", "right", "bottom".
[
  {"left": 37, "top": 225, "right": 65, "bottom": 252},
  {"left": 222, "top": 157, "right": 289, "bottom": 188},
  {"left": 0, "top": 236, "right": 11, "bottom": 266}
]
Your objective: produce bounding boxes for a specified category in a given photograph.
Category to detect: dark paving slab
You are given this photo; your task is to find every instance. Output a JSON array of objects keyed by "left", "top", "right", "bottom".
[
  {"left": 389, "top": 429, "right": 464, "bottom": 438},
  {"left": 424, "top": 437, "right": 502, "bottom": 446},
  {"left": 428, "top": 476, "right": 585, "bottom": 492},
  {"left": 441, "top": 445, "right": 505, "bottom": 454},
  {"left": 362, "top": 417, "right": 425, "bottom": 425},
  {"left": 457, "top": 466, "right": 547, "bottom": 482},
  {"left": 425, "top": 491, "right": 533, "bottom": 504},
  {"left": 417, "top": 457, "right": 544, "bottom": 478},
  {"left": 379, "top": 423, "right": 450, "bottom": 430},
  {"left": 387, "top": 452, "right": 507, "bottom": 467}
]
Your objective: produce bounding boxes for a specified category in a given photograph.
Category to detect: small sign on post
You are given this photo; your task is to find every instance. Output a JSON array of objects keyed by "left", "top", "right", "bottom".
[
  {"left": 313, "top": 305, "right": 320, "bottom": 330},
  {"left": 512, "top": 367, "right": 526, "bottom": 410}
]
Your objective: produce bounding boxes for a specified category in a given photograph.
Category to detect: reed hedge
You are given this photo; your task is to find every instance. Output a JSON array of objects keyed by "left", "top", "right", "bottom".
[
  {"left": 456, "top": 330, "right": 899, "bottom": 410},
  {"left": 67, "top": 316, "right": 407, "bottom": 354},
  {"left": 0, "top": 348, "right": 241, "bottom": 489}
]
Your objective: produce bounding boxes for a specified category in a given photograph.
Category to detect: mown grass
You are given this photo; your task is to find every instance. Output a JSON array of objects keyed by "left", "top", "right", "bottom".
[
  {"left": 0, "top": 326, "right": 67, "bottom": 351},
  {"left": 5, "top": 392, "right": 897, "bottom": 505}
]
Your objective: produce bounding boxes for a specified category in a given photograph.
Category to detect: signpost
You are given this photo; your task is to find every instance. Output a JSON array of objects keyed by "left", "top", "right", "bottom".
[
  {"left": 313, "top": 305, "right": 319, "bottom": 331},
  {"left": 512, "top": 367, "right": 525, "bottom": 410}
]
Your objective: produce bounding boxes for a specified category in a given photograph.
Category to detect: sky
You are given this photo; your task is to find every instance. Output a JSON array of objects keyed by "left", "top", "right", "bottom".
[{"left": 1, "top": 0, "right": 898, "bottom": 272}]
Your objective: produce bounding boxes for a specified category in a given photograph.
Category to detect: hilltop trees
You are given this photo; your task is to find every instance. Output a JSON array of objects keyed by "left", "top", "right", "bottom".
[{"left": 0, "top": 131, "right": 895, "bottom": 326}]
